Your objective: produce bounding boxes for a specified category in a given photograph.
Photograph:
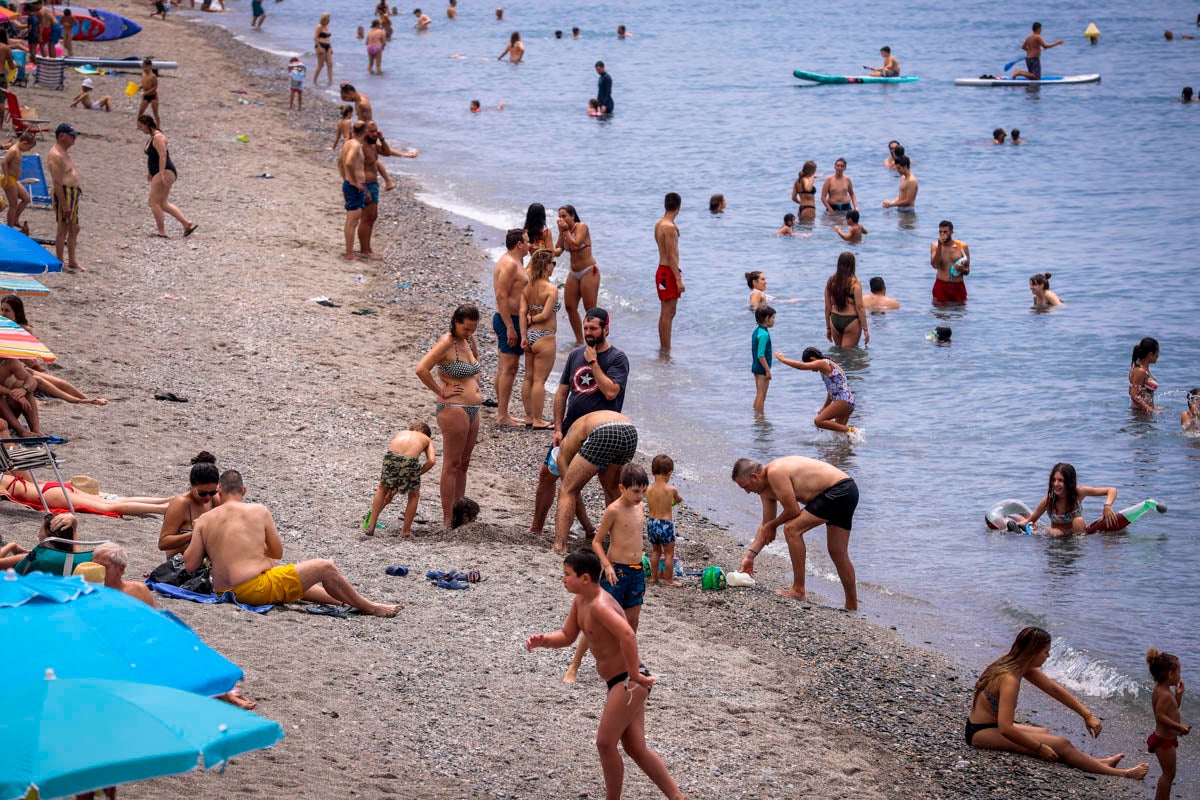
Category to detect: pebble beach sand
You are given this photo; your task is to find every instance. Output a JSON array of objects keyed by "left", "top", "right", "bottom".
[{"left": 3, "top": 6, "right": 1145, "bottom": 799}]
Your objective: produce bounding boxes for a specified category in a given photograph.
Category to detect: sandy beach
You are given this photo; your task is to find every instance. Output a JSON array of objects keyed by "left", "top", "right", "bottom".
[{"left": 0, "top": 4, "right": 1149, "bottom": 798}]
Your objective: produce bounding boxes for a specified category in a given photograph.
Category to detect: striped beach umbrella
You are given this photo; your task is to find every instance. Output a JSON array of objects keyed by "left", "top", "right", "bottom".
[
  {"left": 0, "top": 316, "right": 55, "bottom": 363},
  {"left": 0, "top": 273, "right": 51, "bottom": 297}
]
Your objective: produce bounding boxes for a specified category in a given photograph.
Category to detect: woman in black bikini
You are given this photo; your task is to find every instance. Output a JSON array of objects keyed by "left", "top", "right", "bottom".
[
  {"left": 158, "top": 452, "right": 220, "bottom": 556},
  {"left": 415, "top": 304, "right": 483, "bottom": 525},
  {"left": 313, "top": 14, "right": 334, "bottom": 87},
  {"left": 791, "top": 161, "right": 818, "bottom": 221},
  {"left": 968, "top": 627, "right": 1149, "bottom": 780},
  {"left": 824, "top": 252, "right": 868, "bottom": 347},
  {"left": 139, "top": 115, "right": 196, "bottom": 238},
  {"left": 554, "top": 204, "right": 599, "bottom": 346},
  {"left": 137, "top": 59, "right": 159, "bottom": 128}
]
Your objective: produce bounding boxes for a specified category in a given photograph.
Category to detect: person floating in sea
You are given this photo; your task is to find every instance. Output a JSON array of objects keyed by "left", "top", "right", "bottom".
[
  {"left": 881, "top": 154, "right": 917, "bottom": 210},
  {"left": 708, "top": 194, "right": 725, "bottom": 213},
  {"left": 966, "top": 626, "right": 1149, "bottom": 780},
  {"left": 930, "top": 220, "right": 969, "bottom": 303},
  {"left": 595, "top": 60, "right": 613, "bottom": 114},
  {"left": 868, "top": 45, "right": 900, "bottom": 77},
  {"left": 470, "top": 99, "right": 505, "bottom": 112},
  {"left": 1145, "top": 648, "right": 1190, "bottom": 800},
  {"left": 750, "top": 305, "right": 774, "bottom": 413},
  {"left": 1013, "top": 462, "right": 1165, "bottom": 535},
  {"left": 776, "top": 348, "right": 858, "bottom": 434},
  {"left": 526, "top": 550, "right": 690, "bottom": 800},
  {"left": 863, "top": 276, "right": 900, "bottom": 310},
  {"left": 821, "top": 158, "right": 857, "bottom": 213},
  {"left": 617, "top": 24, "right": 633, "bottom": 38},
  {"left": 1029, "top": 272, "right": 1061, "bottom": 307},
  {"left": 654, "top": 192, "right": 683, "bottom": 351},
  {"left": 1013, "top": 22, "right": 1062, "bottom": 80},
  {"left": 776, "top": 213, "right": 796, "bottom": 235},
  {"left": 1011, "top": 128, "right": 1023, "bottom": 144},
  {"left": 993, "top": 128, "right": 1007, "bottom": 144},
  {"left": 833, "top": 209, "right": 867, "bottom": 243},
  {"left": 1182, "top": 389, "right": 1200, "bottom": 431},
  {"left": 1181, "top": 87, "right": 1193, "bottom": 104},
  {"left": 1129, "top": 336, "right": 1160, "bottom": 414}
]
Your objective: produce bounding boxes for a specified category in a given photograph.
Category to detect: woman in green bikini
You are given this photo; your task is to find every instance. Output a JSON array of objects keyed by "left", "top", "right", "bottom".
[{"left": 824, "top": 252, "right": 868, "bottom": 347}]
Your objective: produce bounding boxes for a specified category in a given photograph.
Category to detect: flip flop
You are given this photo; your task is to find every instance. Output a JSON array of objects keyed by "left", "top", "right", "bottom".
[
  {"left": 153, "top": 392, "right": 189, "bottom": 402},
  {"left": 385, "top": 565, "right": 409, "bottom": 576},
  {"left": 44, "top": 435, "right": 69, "bottom": 445},
  {"left": 303, "top": 604, "right": 350, "bottom": 618},
  {"left": 183, "top": 224, "right": 199, "bottom": 237},
  {"left": 435, "top": 579, "right": 470, "bottom": 590}
]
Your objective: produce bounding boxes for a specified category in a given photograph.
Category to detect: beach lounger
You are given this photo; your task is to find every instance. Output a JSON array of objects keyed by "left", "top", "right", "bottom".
[
  {"left": 14, "top": 537, "right": 110, "bottom": 576},
  {"left": 2, "top": 90, "right": 50, "bottom": 139},
  {"left": 20, "top": 153, "right": 50, "bottom": 206},
  {"left": 0, "top": 435, "right": 75, "bottom": 513},
  {"left": 32, "top": 57, "right": 65, "bottom": 91}
]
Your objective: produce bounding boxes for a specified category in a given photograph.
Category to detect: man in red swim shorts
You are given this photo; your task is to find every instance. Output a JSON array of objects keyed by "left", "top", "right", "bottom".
[
  {"left": 930, "top": 219, "right": 969, "bottom": 303},
  {"left": 653, "top": 192, "right": 683, "bottom": 351}
]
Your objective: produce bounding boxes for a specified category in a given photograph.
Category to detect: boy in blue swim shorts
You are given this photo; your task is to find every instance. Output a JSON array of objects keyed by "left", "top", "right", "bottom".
[
  {"left": 646, "top": 454, "right": 683, "bottom": 586},
  {"left": 564, "top": 463, "right": 650, "bottom": 683}
]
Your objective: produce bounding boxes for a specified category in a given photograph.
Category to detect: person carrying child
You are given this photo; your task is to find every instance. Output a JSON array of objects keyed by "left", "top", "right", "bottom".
[
  {"left": 564, "top": 462, "right": 648, "bottom": 683},
  {"left": 527, "top": 549, "right": 690, "bottom": 800},
  {"left": 363, "top": 422, "right": 436, "bottom": 537},
  {"left": 646, "top": 455, "right": 683, "bottom": 587},
  {"left": 1146, "top": 648, "right": 1190, "bottom": 800}
]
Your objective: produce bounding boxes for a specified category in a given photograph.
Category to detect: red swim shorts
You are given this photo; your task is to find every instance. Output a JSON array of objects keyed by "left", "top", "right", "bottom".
[
  {"left": 655, "top": 265, "right": 681, "bottom": 302},
  {"left": 932, "top": 278, "right": 967, "bottom": 303},
  {"left": 1147, "top": 732, "right": 1178, "bottom": 752}
]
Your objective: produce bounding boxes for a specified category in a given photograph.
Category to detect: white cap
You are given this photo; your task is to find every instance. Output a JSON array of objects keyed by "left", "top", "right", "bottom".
[{"left": 81, "top": 78, "right": 94, "bottom": 89}]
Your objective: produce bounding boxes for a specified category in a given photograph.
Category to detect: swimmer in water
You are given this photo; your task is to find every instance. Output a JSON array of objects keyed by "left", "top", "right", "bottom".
[
  {"left": 1182, "top": 87, "right": 1194, "bottom": 104},
  {"left": 1129, "top": 337, "right": 1160, "bottom": 414},
  {"left": 862, "top": 277, "right": 899, "bottom": 310},
  {"left": 883, "top": 140, "right": 902, "bottom": 169},
  {"left": 469, "top": 100, "right": 505, "bottom": 112},
  {"left": 1029, "top": 273, "right": 1061, "bottom": 306},
  {"left": 498, "top": 30, "right": 523, "bottom": 62},
  {"left": 834, "top": 210, "right": 867, "bottom": 243},
  {"left": 1014, "top": 463, "right": 1119, "bottom": 536},
  {"left": 993, "top": 128, "right": 1007, "bottom": 145},
  {"left": 776, "top": 213, "right": 796, "bottom": 236},
  {"left": 746, "top": 271, "right": 800, "bottom": 310},
  {"left": 1182, "top": 389, "right": 1200, "bottom": 431},
  {"left": 775, "top": 347, "right": 857, "bottom": 434},
  {"left": 1011, "top": 128, "right": 1023, "bottom": 144},
  {"left": 882, "top": 155, "right": 917, "bottom": 209},
  {"left": 709, "top": 194, "right": 725, "bottom": 214}
]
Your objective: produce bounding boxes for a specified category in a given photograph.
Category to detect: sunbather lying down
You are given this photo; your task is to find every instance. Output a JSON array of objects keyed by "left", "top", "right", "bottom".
[{"left": 1, "top": 472, "right": 171, "bottom": 517}]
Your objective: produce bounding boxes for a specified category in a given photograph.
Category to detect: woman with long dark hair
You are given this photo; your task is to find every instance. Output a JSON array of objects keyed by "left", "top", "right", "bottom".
[
  {"left": 523, "top": 202, "right": 554, "bottom": 254},
  {"left": 1015, "top": 463, "right": 1118, "bottom": 535},
  {"left": 1129, "top": 337, "right": 1160, "bottom": 413},
  {"left": 554, "top": 204, "right": 598, "bottom": 345},
  {"left": 415, "top": 304, "right": 482, "bottom": 525},
  {"left": 791, "top": 161, "right": 818, "bottom": 220},
  {"left": 967, "top": 626, "right": 1148, "bottom": 780},
  {"left": 824, "top": 252, "right": 868, "bottom": 347},
  {"left": 158, "top": 452, "right": 221, "bottom": 555}
]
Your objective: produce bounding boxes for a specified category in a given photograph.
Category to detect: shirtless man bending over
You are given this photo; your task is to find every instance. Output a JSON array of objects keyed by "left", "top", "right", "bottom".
[
  {"left": 554, "top": 409, "right": 637, "bottom": 553},
  {"left": 184, "top": 469, "right": 400, "bottom": 616},
  {"left": 732, "top": 455, "right": 859, "bottom": 609}
]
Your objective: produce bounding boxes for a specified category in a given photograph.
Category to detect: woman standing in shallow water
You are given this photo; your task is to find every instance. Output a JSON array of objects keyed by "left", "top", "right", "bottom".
[
  {"left": 415, "top": 304, "right": 482, "bottom": 525},
  {"left": 554, "top": 204, "right": 599, "bottom": 345},
  {"left": 313, "top": 14, "right": 334, "bottom": 87},
  {"left": 967, "top": 626, "right": 1149, "bottom": 781},
  {"left": 1129, "top": 337, "right": 1160, "bottom": 413}
]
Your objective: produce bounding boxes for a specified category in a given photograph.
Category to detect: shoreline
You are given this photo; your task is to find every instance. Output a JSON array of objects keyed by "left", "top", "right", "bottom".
[{"left": 7, "top": 5, "right": 1146, "bottom": 798}]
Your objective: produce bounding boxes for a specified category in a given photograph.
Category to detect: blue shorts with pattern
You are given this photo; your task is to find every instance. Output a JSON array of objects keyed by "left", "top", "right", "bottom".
[
  {"left": 646, "top": 518, "right": 675, "bottom": 545},
  {"left": 601, "top": 562, "right": 645, "bottom": 609}
]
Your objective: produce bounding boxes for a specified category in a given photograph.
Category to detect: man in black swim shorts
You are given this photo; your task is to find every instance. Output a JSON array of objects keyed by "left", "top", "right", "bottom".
[{"left": 731, "top": 455, "right": 859, "bottom": 609}]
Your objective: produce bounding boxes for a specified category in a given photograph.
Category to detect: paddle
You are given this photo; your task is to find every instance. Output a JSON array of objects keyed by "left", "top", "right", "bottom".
[{"left": 1002, "top": 56, "right": 1023, "bottom": 72}]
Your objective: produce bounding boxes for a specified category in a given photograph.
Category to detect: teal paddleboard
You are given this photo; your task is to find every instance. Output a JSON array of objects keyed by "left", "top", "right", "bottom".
[{"left": 794, "top": 69, "right": 918, "bottom": 85}]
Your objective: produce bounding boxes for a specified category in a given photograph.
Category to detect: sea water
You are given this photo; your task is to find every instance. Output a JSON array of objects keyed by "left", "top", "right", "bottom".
[{"left": 198, "top": 0, "right": 1199, "bottom": 788}]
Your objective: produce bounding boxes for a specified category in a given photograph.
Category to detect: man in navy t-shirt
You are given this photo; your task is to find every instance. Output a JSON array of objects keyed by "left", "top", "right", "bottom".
[
  {"left": 528, "top": 307, "right": 629, "bottom": 535},
  {"left": 595, "top": 61, "right": 613, "bottom": 114}
]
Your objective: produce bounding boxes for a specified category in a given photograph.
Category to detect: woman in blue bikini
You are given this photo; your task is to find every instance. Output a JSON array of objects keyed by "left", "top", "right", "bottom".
[
  {"left": 416, "top": 304, "right": 482, "bottom": 525},
  {"left": 968, "top": 626, "right": 1148, "bottom": 780}
]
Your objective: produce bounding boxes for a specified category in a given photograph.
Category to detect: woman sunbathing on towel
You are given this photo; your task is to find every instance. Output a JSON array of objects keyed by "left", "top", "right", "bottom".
[{"left": 1, "top": 472, "right": 171, "bottom": 517}]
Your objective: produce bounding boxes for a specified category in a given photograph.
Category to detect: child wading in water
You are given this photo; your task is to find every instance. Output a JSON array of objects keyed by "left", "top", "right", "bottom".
[
  {"left": 363, "top": 422, "right": 436, "bottom": 537},
  {"left": 775, "top": 347, "right": 857, "bottom": 434},
  {"left": 527, "top": 548, "right": 690, "bottom": 800},
  {"left": 564, "top": 463, "right": 649, "bottom": 683},
  {"left": 1146, "top": 648, "right": 1190, "bottom": 800},
  {"left": 751, "top": 305, "right": 775, "bottom": 413},
  {"left": 646, "top": 454, "right": 683, "bottom": 586}
]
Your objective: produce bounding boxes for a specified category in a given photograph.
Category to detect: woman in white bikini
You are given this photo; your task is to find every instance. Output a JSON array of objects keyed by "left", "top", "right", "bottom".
[{"left": 554, "top": 204, "right": 598, "bottom": 345}]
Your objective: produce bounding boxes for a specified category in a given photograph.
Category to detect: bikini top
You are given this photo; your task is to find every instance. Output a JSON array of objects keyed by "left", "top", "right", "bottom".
[
  {"left": 798, "top": 179, "right": 815, "bottom": 195},
  {"left": 529, "top": 297, "right": 561, "bottom": 314},
  {"left": 177, "top": 500, "right": 198, "bottom": 535},
  {"left": 317, "top": 30, "right": 331, "bottom": 39},
  {"left": 1047, "top": 498, "right": 1082, "bottom": 525},
  {"left": 438, "top": 338, "right": 481, "bottom": 379}
]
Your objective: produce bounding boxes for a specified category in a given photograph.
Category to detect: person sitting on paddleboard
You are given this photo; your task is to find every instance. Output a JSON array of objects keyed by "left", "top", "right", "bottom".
[
  {"left": 869, "top": 46, "right": 900, "bottom": 77},
  {"left": 1015, "top": 463, "right": 1118, "bottom": 535}
]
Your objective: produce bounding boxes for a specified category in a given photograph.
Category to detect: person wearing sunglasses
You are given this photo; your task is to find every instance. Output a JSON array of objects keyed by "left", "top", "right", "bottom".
[{"left": 158, "top": 451, "right": 221, "bottom": 556}]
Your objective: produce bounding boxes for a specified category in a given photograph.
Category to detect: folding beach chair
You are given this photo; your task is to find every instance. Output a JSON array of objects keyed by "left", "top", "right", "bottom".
[
  {"left": 10, "top": 50, "right": 28, "bottom": 88},
  {"left": 2, "top": 89, "right": 50, "bottom": 139},
  {"left": 32, "top": 57, "right": 64, "bottom": 91},
  {"left": 0, "top": 435, "right": 75, "bottom": 513},
  {"left": 20, "top": 153, "right": 50, "bottom": 206},
  {"left": 14, "top": 536, "right": 110, "bottom": 576}
]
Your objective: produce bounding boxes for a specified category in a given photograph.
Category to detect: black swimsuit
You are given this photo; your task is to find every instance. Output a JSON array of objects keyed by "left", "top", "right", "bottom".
[{"left": 146, "top": 137, "right": 177, "bottom": 177}]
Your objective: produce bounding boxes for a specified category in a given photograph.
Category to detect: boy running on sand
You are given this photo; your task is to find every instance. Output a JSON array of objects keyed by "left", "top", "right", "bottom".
[
  {"left": 363, "top": 422, "right": 436, "bottom": 537},
  {"left": 564, "top": 463, "right": 648, "bottom": 683},
  {"left": 527, "top": 549, "right": 689, "bottom": 800},
  {"left": 646, "top": 455, "right": 683, "bottom": 587},
  {"left": 1145, "top": 648, "right": 1190, "bottom": 800}
]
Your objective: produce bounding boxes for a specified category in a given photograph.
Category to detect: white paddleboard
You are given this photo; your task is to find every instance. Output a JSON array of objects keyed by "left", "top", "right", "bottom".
[{"left": 955, "top": 73, "right": 1100, "bottom": 87}]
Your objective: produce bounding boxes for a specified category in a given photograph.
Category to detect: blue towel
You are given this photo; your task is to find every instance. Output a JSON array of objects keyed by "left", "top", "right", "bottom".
[{"left": 146, "top": 581, "right": 274, "bottom": 614}]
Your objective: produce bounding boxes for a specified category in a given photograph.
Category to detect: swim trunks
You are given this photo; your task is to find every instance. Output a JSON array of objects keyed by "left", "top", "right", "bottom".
[
  {"left": 1, "top": 175, "right": 18, "bottom": 188},
  {"left": 365, "top": 181, "right": 379, "bottom": 206},
  {"left": 829, "top": 202, "right": 853, "bottom": 212},
  {"left": 601, "top": 562, "right": 645, "bottom": 609},
  {"left": 252, "top": 0, "right": 265, "bottom": 16},
  {"left": 578, "top": 421, "right": 638, "bottom": 467},
  {"left": 1147, "top": 732, "right": 1179, "bottom": 752},
  {"left": 655, "top": 264, "right": 682, "bottom": 302},
  {"left": 1025, "top": 56, "right": 1041, "bottom": 79},
  {"left": 220, "top": 564, "right": 304, "bottom": 606},
  {"left": 932, "top": 278, "right": 967, "bottom": 303},
  {"left": 342, "top": 180, "right": 366, "bottom": 211},
  {"left": 492, "top": 312, "right": 523, "bottom": 355},
  {"left": 606, "top": 663, "right": 651, "bottom": 692},
  {"left": 803, "top": 477, "right": 859, "bottom": 531},
  {"left": 53, "top": 186, "right": 82, "bottom": 225},
  {"left": 646, "top": 518, "right": 675, "bottom": 545},
  {"left": 380, "top": 451, "right": 421, "bottom": 494}
]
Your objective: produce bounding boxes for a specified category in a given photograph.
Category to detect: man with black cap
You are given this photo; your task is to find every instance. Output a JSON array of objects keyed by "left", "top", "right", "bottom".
[
  {"left": 527, "top": 307, "right": 629, "bottom": 542},
  {"left": 47, "top": 123, "right": 83, "bottom": 271}
]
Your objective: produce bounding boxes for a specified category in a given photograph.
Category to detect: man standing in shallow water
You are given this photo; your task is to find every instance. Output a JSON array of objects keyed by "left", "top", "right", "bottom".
[
  {"left": 821, "top": 158, "right": 857, "bottom": 213},
  {"left": 732, "top": 455, "right": 858, "bottom": 610},
  {"left": 930, "top": 219, "right": 970, "bottom": 303},
  {"left": 881, "top": 154, "right": 917, "bottom": 210},
  {"left": 595, "top": 61, "right": 613, "bottom": 114},
  {"left": 654, "top": 192, "right": 683, "bottom": 351}
]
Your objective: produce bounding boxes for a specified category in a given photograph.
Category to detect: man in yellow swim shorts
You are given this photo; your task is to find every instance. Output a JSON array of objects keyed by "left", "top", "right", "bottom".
[{"left": 184, "top": 469, "right": 401, "bottom": 616}]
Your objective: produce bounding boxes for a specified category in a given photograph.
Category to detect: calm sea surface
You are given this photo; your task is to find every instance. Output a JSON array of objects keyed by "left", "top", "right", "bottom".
[{"left": 197, "top": 0, "right": 1198, "bottom": 787}]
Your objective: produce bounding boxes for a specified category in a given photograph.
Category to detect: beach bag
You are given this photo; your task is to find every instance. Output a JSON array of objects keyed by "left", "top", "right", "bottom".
[
  {"left": 149, "top": 554, "right": 188, "bottom": 585},
  {"left": 701, "top": 566, "right": 726, "bottom": 591},
  {"left": 179, "top": 566, "right": 212, "bottom": 595}
]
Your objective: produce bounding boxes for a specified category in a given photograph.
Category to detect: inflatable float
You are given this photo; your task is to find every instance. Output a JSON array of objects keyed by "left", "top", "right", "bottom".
[
  {"left": 986, "top": 498, "right": 1166, "bottom": 534},
  {"left": 955, "top": 74, "right": 1101, "bottom": 87},
  {"left": 794, "top": 69, "right": 918, "bottom": 85}
]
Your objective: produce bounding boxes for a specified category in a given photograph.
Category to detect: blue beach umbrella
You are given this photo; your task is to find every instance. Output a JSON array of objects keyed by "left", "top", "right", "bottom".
[
  {"left": 0, "top": 226, "right": 62, "bottom": 275},
  {"left": 0, "top": 673, "right": 285, "bottom": 800},
  {"left": 0, "top": 573, "right": 243, "bottom": 697}
]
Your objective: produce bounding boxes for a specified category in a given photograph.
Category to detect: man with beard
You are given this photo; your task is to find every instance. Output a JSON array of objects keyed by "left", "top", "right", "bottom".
[{"left": 356, "top": 120, "right": 417, "bottom": 260}]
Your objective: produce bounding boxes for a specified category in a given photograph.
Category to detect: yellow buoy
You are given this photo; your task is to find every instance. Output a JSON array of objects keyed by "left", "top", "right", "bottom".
[{"left": 1084, "top": 22, "right": 1100, "bottom": 44}]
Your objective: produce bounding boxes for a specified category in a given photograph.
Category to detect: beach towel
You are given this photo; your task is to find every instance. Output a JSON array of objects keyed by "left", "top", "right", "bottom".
[{"left": 146, "top": 580, "right": 274, "bottom": 614}]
